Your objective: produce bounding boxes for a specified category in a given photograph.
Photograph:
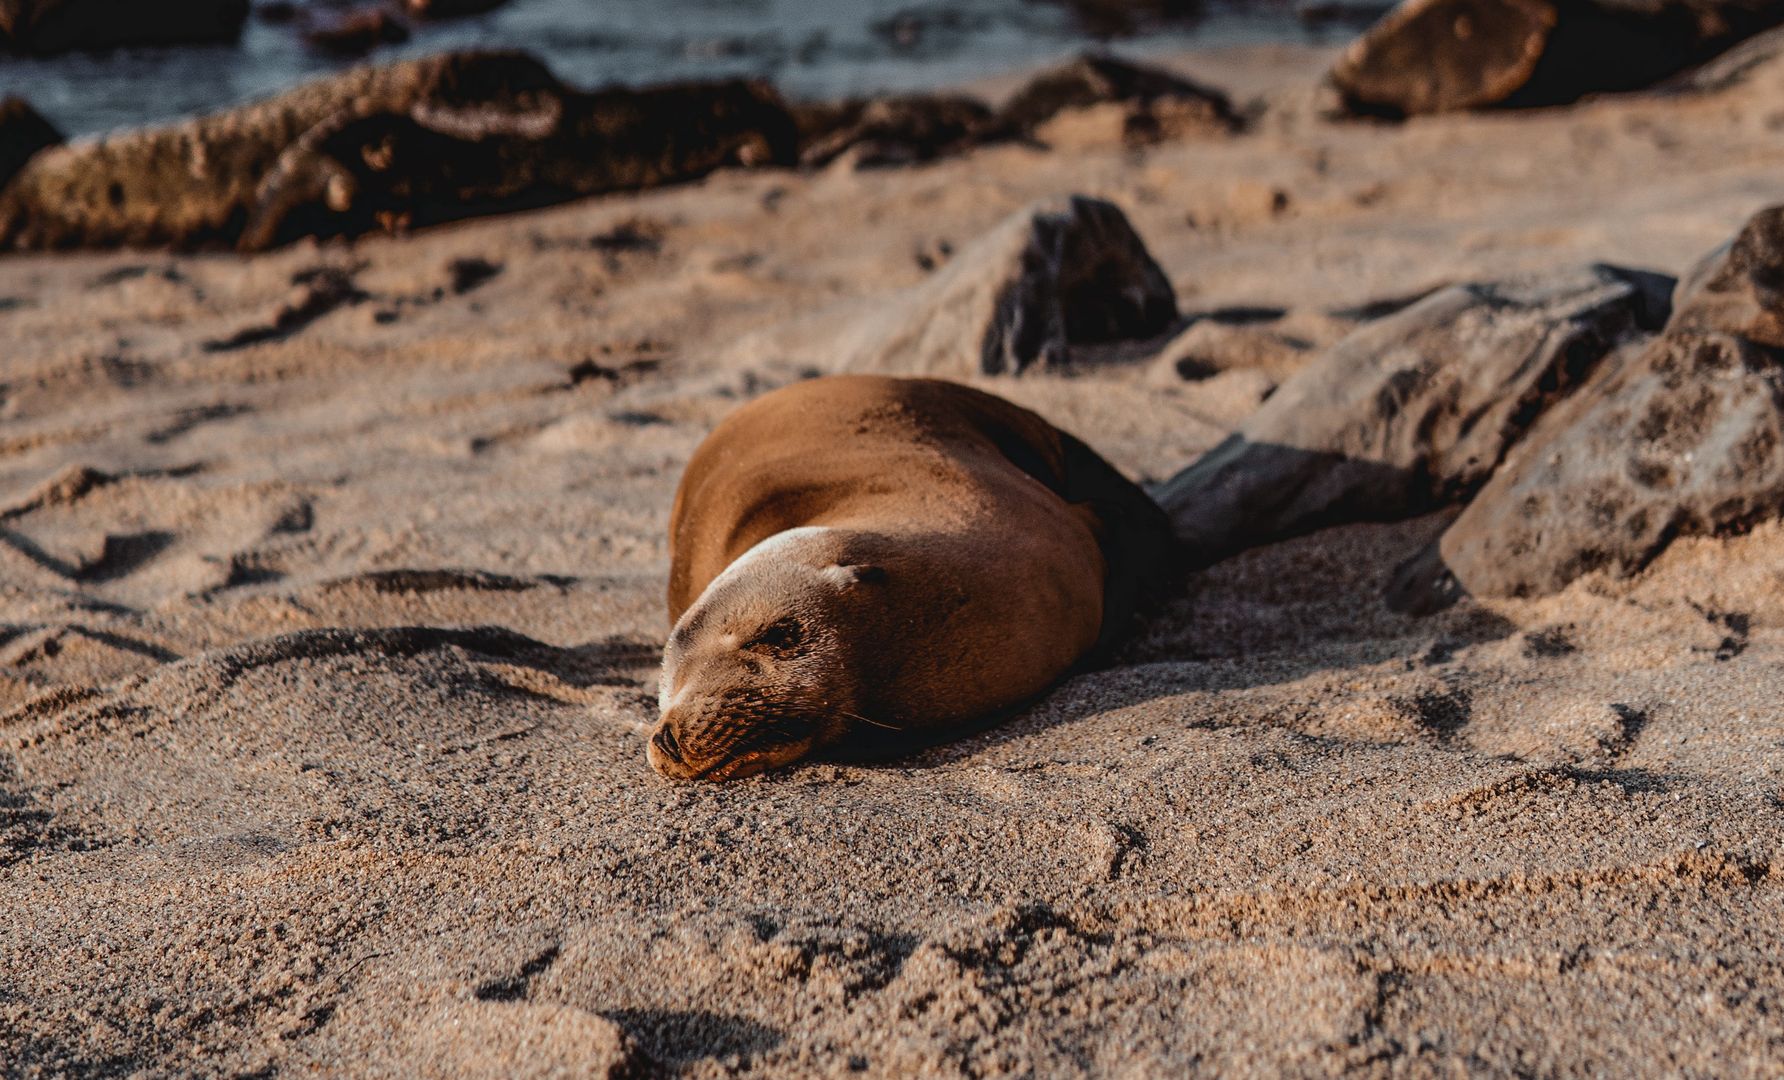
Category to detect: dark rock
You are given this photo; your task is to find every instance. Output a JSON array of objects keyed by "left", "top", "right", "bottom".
[
  {"left": 0, "top": 97, "right": 61, "bottom": 194},
  {"left": 0, "top": 51, "right": 799, "bottom": 252},
  {"left": 0, "top": 0, "right": 248, "bottom": 54},
  {"left": 785, "top": 55, "right": 1239, "bottom": 172},
  {"left": 1154, "top": 264, "right": 1673, "bottom": 562},
  {"left": 998, "top": 53, "right": 1241, "bottom": 139},
  {"left": 242, "top": 77, "right": 795, "bottom": 250},
  {"left": 1392, "top": 207, "right": 1784, "bottom": 608},
  {"left": 1668, "top": 205, "right": 1784, "bottom": 347},
  {"left": 835, "top": 195, "right": 1177, "bottom": 376},
  {"left": 302, "top": 7, "right": 410, "bottom": 56},
  {"left": 1330, "top": 0, "right": 1558, "bottom": 115},
  {"left": 403, "top": 0, "right": 509, "bottom": 16},
  {"left": 1666, "top": 24, "right": 1784, "bottom": 90},
  {"left": 1331, "top": 0, "right": 1784, "bottom": 116},
  {"left": 793, "top": 94, "right": 1000, "bottom": 168},
  {"left": 0, "top": 51, "right": 552, "bottom": 251}
]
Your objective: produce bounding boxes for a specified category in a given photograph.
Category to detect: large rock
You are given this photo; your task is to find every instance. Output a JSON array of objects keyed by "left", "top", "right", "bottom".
[
  {"left": 998, "top": 53, "right": 1241, "bottom": 140},
  {"left": 1331, "top": 0, "right": 1557, "bottom": 115},
  {"left": 1154, "top": 265, "right": 1672, "bottom": 562},
  {"left": 0, "top": 0, "right": 248, "bottom": 54},
  {"left": 1331, "top": 0, "right": 1784, "bottom": 115},
  {"left": 1667, "top": 23, "right": 1784, "bottom": 90},
  {"left": 1667, "top": 205, "right": 1784, "bottom": 347},
  {"left": 241, "top": 77, "right": 795, "bottom": 250},
  {"left": 0, "top": 97, "right": 60, "bottom": 193},
  {"left": 0, "top": 51, "right": 797, "bottom": 251},
  {"left": 1391, "top": 206, "right": 1784, "bottom": 609},
  {"left": 792, "top": 94, "right": 999, "bottom": 168},
  {"left": 402, "top": 0, "right": 510, "bottom": 16},
  {"left": 834, "top": 195, "right": 1177, "bottom": 376},
  {"left": 301, "top": 6, "right": 410, "bottom": 56},
  {"left": 786, "top": 54, "right": 1238, "bottom": 170}
]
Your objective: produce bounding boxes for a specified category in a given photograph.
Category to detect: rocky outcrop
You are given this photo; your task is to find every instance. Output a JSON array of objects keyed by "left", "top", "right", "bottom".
[
  {"left": 1154, "top": 265, "right": 1673, "bottom": 562},
  {"left": 1330, "top": 0, "right": 1557, "bottom": 115},
  {"left": 834, "top": 195, "right": 1177, "bottom": 377},
  {"left": 789, "top": 54, "right": 1237, "bottom": 169},
  {"left": 1331, "top": 0, "right": 1784, "bottom": 116},
  {"left": 402, "top": 0, "right": 510, "bottom": 16},
  {"left": 0, "top": 51, "right": 798, "bottom": 252},
  {"left": 1666, "top": 23, "right": 1784, "bottom": 90},
  {"left": 0, "top": 97, "right": 60, "bottom": 193},
  {"left": 1391, "top": 206, "right": 1784, "bottom": 609},
  {"left": 242, "top": 77, "right": 794, "bottom": 250},
  {"left": 0, "top": 0, "right": 248, "bottom": 54},
  {"left": 999, "top": 53, "right": 1241, "bottom": 142},
  {"left": 792, "top": 94, "right": 998, "bottom": 168},
  {"left": 302, "top": 7, "right": 410, "bottom": 56}
]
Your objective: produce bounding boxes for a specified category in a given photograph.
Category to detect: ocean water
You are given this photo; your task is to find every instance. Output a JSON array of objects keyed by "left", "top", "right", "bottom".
[{"left": 0, "top": 0, "right": 1371, "bottom": 138}]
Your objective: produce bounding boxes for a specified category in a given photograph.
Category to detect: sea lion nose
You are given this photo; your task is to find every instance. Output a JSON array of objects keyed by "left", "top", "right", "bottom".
[{"left": 651, "top": 724, "right": 685, "bottom": 766}]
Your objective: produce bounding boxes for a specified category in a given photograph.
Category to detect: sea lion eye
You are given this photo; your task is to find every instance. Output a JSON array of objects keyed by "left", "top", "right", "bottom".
[{"left": 744, "top": 616, "right": 804, "bottom": 656}]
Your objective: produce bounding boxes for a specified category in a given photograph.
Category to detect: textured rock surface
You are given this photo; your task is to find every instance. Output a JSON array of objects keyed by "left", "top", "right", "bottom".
[
  {"left": 1667, "top": 204, "right": 1784, "bottom": 347},
  {"left": 0, "top": 52, "right": 555, "bottom": 250},
  {"left": 1332, "top": 0, "right": 1784, "bottom": 115},
  {"left": 402, "top": 0, "right": 510, "bottom": 16},
  {"left": 0, "top": 96, "right": 60, "bottom": 194},
  {"left": 1331, "top": 0, "right": 1560, "bottom": 114},
  {"left": 241, "top": 78, "right": 795, "bottom": 251},
  {"left": 793, "top": 94, "right": 999, "bottom": 168},
  {"left": 788, "top": 54, "right": 1237, "bottom": 169},
  {"left": 0, "top": 51, "right": 796, "bottom": 252},
  {"left": 301, "top": 6, "right": 411, "bottom": 56},
  {"left": 1393, "top": 207, "right": 1784, "bottom": 607},
  {"left": 998, "top": 53, "right": 1241, "bottom": 141},
  {"left": 835, "top": 194, "right": 1177, "bottom": 376},
  {"left": 1156, "top": 264, "right": 1673, "bottom": 561},
  {"left": 0, "top": 0, "right": 248, "bottom": 54}
]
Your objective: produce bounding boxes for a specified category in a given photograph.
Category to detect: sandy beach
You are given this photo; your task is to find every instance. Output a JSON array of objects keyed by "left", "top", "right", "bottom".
[{"left": 5, "top": 40, "right": 1784, "bottom": 1076}]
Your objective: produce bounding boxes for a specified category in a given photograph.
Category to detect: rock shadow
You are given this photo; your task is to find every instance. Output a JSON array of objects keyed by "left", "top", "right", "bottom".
[{"left": 830, "top": 507, "right": 1520, "bottom": 770}]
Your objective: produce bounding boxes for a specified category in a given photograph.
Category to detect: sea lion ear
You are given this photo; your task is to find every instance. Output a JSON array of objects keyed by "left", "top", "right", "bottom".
[{"left": 824, "top": 563, "right": 887, "bottom": 588}]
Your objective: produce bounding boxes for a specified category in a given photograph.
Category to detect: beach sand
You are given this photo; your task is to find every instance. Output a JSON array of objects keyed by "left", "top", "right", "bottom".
[{"left": 4, "top": 43, "right": 1784, "bottom": 1076}]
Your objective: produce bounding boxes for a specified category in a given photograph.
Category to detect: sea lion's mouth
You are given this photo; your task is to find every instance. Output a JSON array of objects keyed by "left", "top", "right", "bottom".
[{"left": 646, "top": 719, "right": 817, "bottom": 782}]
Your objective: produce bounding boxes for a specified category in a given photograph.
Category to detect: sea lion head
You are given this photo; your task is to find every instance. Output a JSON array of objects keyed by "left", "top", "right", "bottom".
[{"left": 651, "top": 527, "right": 887, "bottom": 781}]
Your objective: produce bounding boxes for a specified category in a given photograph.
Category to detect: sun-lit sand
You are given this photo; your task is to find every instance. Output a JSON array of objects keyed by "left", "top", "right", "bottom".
[{"left": 4, "top": 43, "right": 1784, "bottom": 1076}]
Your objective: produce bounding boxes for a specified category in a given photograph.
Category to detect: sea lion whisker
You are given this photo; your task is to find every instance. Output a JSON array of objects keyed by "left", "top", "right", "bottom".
[{"left": 840, "top": 709, "right": 901, "bottom": 731}]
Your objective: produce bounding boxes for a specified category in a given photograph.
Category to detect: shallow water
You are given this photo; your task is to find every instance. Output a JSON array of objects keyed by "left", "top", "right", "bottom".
[{"left": 0, "top": 0, "right": 1369, "bottom": 138}]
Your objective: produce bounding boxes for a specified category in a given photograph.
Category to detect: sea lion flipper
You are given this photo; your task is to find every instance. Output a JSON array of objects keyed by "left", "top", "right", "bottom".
[{"left": 1055, "top": 431, "right": 1178, "bottom": 657}]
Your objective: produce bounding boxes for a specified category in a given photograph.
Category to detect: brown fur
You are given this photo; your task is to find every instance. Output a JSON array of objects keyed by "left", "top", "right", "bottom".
[{"left": 651, "top": 374, "right": 1171, "bottom": 781}]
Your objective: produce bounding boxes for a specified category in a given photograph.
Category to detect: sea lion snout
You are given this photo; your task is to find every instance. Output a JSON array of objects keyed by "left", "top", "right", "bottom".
[
  {"left": 650, "top": 531, "right": 880, "bottom": 781},
  {"left": 648, "top": 696, "right": 827, "bottom": 782},
  {"left": 647, "top": 723, "right": 687, "bottom": 769}
]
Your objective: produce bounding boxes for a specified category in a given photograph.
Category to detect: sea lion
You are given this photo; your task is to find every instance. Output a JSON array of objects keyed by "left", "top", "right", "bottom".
[{"left": 650, "top": 374, "right": 1173, "bottom": 781}]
